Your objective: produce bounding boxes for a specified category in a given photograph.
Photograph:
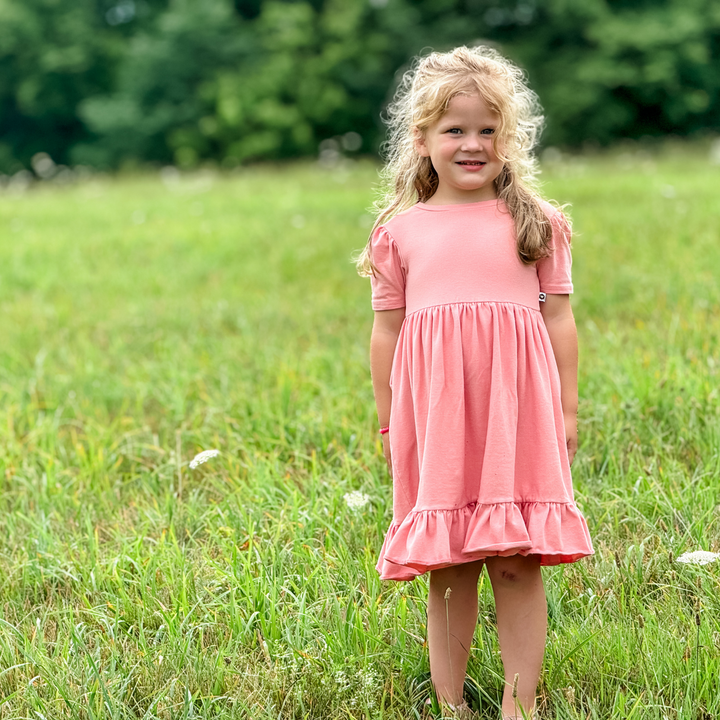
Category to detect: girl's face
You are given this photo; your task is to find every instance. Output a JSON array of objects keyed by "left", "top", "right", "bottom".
[{"left": 416, "top": 93, "right": 503, "bottom": 205}]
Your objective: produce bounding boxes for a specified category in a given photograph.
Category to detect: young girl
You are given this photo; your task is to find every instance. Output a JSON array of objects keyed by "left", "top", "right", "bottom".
[{"left": 357, "top": 46, "right": 594, "bottom": 719}]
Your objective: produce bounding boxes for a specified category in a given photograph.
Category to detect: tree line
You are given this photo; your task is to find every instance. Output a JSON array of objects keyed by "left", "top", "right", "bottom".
[{"left": 1, "top": 0, "right": 718, "bottom": 174}]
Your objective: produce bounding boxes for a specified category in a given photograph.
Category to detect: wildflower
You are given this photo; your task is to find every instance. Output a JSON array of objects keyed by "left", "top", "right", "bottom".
[
  {"left": 343, "top": 490, "right": 371, "bottom": 510},
  {"left": 189, "top": 449, "right": 220, "bottom": 469},
  {"left": 361, "top": 669, "right": 380, "bottom": 691},
  {"left": 676, "top": 551, "right": 720, "bottom": 566}
]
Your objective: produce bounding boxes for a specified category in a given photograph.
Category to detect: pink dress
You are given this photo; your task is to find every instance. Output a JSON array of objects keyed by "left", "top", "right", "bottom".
[{"left": 371, "top": 198, "right": 594, "bottom": 581}]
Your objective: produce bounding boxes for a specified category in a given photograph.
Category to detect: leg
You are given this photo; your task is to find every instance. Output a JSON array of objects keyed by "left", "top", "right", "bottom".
[
  {"left": 485, "top": 555, "right": 546, "bottom": 718},
  {"left": 427, "top": 560, "right": 484, "bottom": 707}
]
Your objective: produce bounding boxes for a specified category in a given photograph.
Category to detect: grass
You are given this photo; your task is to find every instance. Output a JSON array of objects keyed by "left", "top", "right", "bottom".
[{"left": 0, "top": 145, "right": 719, "bottom": 718}]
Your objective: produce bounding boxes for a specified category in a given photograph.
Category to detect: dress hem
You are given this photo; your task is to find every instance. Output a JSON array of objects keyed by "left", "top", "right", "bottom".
[{"left": 376, "top": 500, "right": 594, "bottom": 582}]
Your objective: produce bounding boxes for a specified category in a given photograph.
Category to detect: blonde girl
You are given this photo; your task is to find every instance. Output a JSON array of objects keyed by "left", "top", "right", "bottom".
[{"left": 358, "top": 46, "right": 593, "bottom": 718}]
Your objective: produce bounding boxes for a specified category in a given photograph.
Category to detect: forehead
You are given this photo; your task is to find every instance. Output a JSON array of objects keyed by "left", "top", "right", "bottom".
[{"left": 441, "top": 92, "right": 499, "bottom": 121}]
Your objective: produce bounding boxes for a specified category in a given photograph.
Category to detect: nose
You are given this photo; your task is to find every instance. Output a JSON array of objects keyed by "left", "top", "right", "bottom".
[{"left": 460, "top": 133, "right": 482, "bottom": 152}]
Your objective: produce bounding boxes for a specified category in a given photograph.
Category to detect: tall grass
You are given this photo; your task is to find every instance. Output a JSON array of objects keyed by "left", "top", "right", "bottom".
[{"left": 0, "top": 147, "right": 719, "bottom": 718}]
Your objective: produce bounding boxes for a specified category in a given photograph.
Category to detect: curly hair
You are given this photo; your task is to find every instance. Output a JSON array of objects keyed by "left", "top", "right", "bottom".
[{"left": 357, "top": 45, "right": 561, "bottom": 276}]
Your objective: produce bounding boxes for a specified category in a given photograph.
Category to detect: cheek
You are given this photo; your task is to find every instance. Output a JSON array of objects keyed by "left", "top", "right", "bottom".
[
  {"left": 438, "top": 139, "right": 456, "bottom": 157},
  {"left": 490, "top": 138, "right": 506, "bottom": 161},
  {"left": 483, "top": 137, "right": 500, "bottom": 158}
]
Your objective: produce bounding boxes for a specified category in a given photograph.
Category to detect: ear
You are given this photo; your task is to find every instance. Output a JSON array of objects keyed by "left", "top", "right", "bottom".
[{"left": 413, "top": 127, "right": 430, "bottom": 158}]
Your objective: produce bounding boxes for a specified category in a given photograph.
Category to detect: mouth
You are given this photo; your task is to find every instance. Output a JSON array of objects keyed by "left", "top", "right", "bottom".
[{"left": 457, "top": 160, "right": 486, "bottom": 167}]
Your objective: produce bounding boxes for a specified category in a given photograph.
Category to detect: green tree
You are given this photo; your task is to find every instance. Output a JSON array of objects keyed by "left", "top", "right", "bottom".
[
  {"left": 78, "top": 0, "right": 251, "bottom": 167},
  {"left": 0, "top": 0, "right": 115, "bottom": 172},
  {"left": 493, "top": 0, "right": 720, "bottom": 145},
  {"left": 1, "top": 0, "right": 719, "bottom": 172}
]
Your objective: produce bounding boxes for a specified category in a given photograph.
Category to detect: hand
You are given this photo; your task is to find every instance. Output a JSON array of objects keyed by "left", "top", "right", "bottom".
[
  {"left": 381, "top": 433, "right": 392, "bottom": 477},
  {"left": 564, "top": 411, "right": 578, "bottom": 466}
]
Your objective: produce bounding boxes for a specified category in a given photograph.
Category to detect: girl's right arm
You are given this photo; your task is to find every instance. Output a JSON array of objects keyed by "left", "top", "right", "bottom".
[{"left": 370, "top": 308, "right": 405, "bottom": 473}]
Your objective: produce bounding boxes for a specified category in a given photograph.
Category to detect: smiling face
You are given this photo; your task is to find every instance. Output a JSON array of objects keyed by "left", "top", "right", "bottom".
[{"left": 416, "top": 92, "right": 504, "bottom": 205}]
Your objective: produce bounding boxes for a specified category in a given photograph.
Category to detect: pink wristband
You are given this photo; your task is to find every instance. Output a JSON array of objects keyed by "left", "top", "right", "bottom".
[{"left": 379, "top": 426, "right": 389, "bottom": 435}]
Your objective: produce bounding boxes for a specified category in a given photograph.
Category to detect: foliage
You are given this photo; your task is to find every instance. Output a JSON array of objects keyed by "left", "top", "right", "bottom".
[
  {"left": 78, "top": 0, "right": 253, "bottom": 168},
  {"left": 502, "top": 0, "right": 720, "bottom": 145},
  {"left": 0, "top": 0, "right": 717, "bottom": 172},
  {"left": 0, "top": 0, "right": 115, "bottom": 172},
  {"left": 1, "top": 150, "right": 720, "bottom": 716},
  {"left": 1, "top": 0, "right": 719, "bottom": 172}
]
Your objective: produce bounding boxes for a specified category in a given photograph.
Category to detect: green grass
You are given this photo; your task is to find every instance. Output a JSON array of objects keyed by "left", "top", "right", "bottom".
[{"left": 0, "top": 147, "right": 719, "bottom": 719}]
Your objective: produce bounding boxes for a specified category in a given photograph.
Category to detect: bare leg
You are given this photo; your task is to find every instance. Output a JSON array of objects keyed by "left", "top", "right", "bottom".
[
  {"left": 427, "top": 560, "right": 484, "bottom": 707},
  {"left": 485, "top": 555, "right": 546, "bottom": 718}
]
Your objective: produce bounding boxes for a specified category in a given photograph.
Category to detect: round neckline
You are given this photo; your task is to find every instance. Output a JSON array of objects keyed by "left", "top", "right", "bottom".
[{"left": 416, "top": 198, "right": 501, "bottom": 211}]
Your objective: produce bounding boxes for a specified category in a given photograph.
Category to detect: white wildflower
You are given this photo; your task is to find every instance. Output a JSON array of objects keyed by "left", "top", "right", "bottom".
[
  {"left": 189, "top": 449, "right": 220, "bottom": 469},
  {"left": 676, "top": 551, "right": 720, "bottom": 566},
  {"left": 343, "top": 490, "right": 371, "bottom": 511},
  {"left": 361, "top": 668, "right": 380, "bottom": 691},
  {"left": 352, "top": 669, "right": 381, "bottom": 710}
]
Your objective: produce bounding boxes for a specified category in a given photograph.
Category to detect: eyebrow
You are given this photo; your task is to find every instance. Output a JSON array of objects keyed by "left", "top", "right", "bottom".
[{"left": 438, "top": 118, "right": 498, "bottom": 128}]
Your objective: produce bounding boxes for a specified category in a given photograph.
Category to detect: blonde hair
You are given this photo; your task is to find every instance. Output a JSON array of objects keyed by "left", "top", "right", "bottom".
[{"left": 357, "top": 45, "right": 560, "bottom": 276}]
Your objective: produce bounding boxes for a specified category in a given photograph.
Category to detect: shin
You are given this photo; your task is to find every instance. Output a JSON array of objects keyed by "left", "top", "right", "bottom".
[
  {"left": 427, "top": 560, "right": 484, "bottom": 707},
  {"left": 486, "top": 555, "right": 546, "bottom": 718}
]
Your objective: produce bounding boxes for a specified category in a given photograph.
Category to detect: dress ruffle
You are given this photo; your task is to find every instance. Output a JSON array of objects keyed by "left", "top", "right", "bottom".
[{"left": 376, "top": 500, "right": 593, "bottom": 581}]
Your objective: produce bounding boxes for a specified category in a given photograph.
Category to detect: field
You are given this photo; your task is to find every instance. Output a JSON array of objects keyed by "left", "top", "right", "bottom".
[{"left": 0, "top": 147, "right": 719, "bottom": 719}]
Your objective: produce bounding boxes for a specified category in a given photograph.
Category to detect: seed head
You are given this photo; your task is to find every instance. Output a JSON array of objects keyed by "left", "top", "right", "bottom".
[
  {"left": 189, "top": 449, "right": 220, "bottom": 469},
  {"left": 343, "top": 490, "right": 371, "bottom": 510},
  {"left": 676, "top": 551, "right": 720, "bottom": 566}
]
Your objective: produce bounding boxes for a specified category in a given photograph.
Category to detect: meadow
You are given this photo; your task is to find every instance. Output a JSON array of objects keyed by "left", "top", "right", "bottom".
[{"left": 0, "top": 146, "right": 719, "bottom": 719}]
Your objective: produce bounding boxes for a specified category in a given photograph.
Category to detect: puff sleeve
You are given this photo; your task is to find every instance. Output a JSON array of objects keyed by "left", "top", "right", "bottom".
[
  {"left": 536, "top": 210, "right": 573, "bottom": 294},
  {"left": 370, "top": 226, "right": 406, "bottom": 310}
]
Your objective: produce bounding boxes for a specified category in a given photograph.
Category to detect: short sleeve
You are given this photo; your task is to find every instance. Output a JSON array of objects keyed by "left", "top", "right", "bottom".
[
  {"left": 370, "top": 226, "right": 406, "bottom": 310},
  {"left": 536, "top": 210, "right": 573, "bottom": 294}
]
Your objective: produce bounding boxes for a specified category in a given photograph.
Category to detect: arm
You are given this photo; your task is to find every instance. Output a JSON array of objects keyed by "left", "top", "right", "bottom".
[
  {"left": 540, "top": 294, "right": 579, "bottom": 465},
  {"left": 370, "top": 307, "right": 405, "bottom": 472}
]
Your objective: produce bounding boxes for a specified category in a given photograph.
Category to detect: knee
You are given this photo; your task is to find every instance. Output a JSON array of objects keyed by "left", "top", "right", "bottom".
[
  {"left": 429, "top": 560, "right": 484, "bottom": 595},
  {"left": 486, "top": 555, "right": 541, "bottom": 588}
]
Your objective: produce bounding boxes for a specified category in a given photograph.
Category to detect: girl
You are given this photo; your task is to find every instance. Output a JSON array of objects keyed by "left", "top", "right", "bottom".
[{"left": 357, "top": 46, "right": 594, "bottom": 719}]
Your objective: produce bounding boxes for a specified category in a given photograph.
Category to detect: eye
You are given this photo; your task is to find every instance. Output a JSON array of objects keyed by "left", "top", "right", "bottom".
[
  {"left": 446, "top": 128, "right": 462, "bottom": 134},
  {"left": 481, "top": 128, "right": 495, "bottom": 135}
]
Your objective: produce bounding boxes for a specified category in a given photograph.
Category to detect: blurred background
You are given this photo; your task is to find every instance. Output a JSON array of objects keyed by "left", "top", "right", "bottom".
[{"left": 1, "top": 0, "right": 719, "bottom": 179}]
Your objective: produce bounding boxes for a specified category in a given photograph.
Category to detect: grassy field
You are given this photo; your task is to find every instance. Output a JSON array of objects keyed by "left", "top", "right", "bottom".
[{"left": 0, "top": 146, "right": 719, "bottom": 719}]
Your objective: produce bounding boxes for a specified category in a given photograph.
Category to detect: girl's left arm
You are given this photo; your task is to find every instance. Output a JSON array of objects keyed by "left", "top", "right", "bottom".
[{"left": 540, "top": 294, "right": 578, "bottom": 465}]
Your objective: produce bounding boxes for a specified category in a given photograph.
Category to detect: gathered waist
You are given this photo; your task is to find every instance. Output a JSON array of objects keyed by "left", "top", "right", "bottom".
[{"left": 404, "top": 299, "right": 542, "bottom": 319}]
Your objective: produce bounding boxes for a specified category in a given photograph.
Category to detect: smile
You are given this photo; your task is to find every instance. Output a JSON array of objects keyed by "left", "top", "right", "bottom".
[{"left": 456, "top": 161, "right": 486, "bottom": 166}]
